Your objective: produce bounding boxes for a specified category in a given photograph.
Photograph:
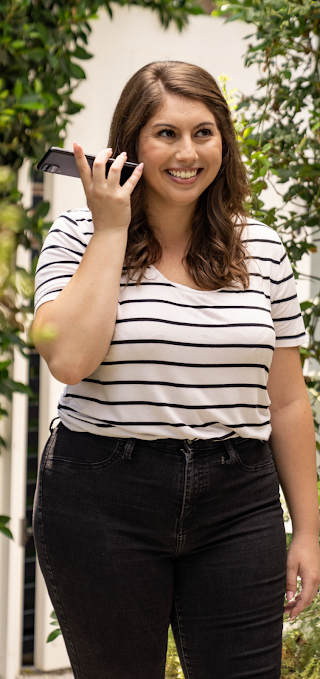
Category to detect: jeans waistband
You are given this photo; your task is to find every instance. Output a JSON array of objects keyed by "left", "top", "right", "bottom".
[{"left": 128, "top": 435, "right": 266, "bottom": 453}]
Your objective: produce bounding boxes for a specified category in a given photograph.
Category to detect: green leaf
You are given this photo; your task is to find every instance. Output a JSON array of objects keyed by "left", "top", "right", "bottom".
[
  {"left": 68, "top": 62, "right": 86, "bottom": 80},
  {"left": 14, "top": 80, "right": 23, "bottom": 101},
  {"left": 35, "top": 23, "right": 48, "bottom": 44},
  {"left": 0, "top": 524, "right": 13, "bottom": 539},
  {"left": 11, "top": 40, "right": 26, "bottom": 50},
  {"left": 46, "top": 629, "right": 62, "bottom": 643},
  {"left": 32, "top": 200, "right": 50, "bottom": 220},
  {"left": 0, "top": 516, "right": 13, "bottom": 539},
  {"left": 73, "top": 46, "right": 93, "bottom": 60},
  {"left": 65, "top": 100, "right": 84, "bottom": 115}
]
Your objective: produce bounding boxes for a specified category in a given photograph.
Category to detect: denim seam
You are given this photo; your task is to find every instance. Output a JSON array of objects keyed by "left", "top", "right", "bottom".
[
  {"left": 35, "top": 429, "right": 83, "bottom": 679},
  {"left": 174, "top": 450, "right": 190, "bottom": 558},
  {"left": 173, "top": 591, "right": 192, "bottom": 679},
  {"left": 49, "top": 440, "right": 121, "bottom": 470},
  {"left": 234, "top": 450, "right": 276, "bottom": 473}
]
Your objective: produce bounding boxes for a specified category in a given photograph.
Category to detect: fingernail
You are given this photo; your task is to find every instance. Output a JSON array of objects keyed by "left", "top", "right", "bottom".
[
  {"left": 73, "top": 142, "right": 80, "bottom": 151},
  {"left": 107, "top": 147, "right": 112, "bottom": 152},
  {"left": 137, "top": 163, "right": 144, "bottom": 171},
  {"left": 121, "top": 151, "right": 127, "bottom": 156},
  {"left": 286, "top": 591, "right": 294, "bottom": 601}
]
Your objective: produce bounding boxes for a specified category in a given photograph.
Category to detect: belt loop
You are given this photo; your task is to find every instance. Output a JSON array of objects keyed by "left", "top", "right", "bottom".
[
  {"left": 49, "top": 417, "right": 60, "bottom": 433},
  {"left": 223, "top": 439, "right": 237, "bottom": 465},
  {"left": 123, "top": 438, "right": 135, "bottom": 460},
  {"left": 182, "top": 440, "right": 192, "bottom": 455}
]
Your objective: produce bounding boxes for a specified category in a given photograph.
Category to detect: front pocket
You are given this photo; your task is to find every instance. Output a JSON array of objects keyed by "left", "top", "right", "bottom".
[
  {"left": 234, "top": 440, "right": 276, "bottom": 473},
  {"left": 44, "top": 423, "right": 122, "bottom": 471}
]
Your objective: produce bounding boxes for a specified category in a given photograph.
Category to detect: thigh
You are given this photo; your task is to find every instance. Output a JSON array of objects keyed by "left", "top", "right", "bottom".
[
  {"left": 170, "top": 439, "right": 287, "bottom": 679},
  {"left": 33, "top": 425, "right": 174, "bottom": 679}
]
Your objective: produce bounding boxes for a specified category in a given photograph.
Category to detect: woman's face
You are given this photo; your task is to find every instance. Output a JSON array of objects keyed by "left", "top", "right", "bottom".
[{"left": 138, "top": 93, "right": 223, "bottom": 211}]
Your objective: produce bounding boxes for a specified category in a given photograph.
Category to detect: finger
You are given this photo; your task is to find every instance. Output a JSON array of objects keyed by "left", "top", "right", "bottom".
[
  {"left": 105, "top": 151, "right": 128, "bottom": 189},
  {"left": 73, "top": 143, "right": 93, "bottom": 193},
  {"left": 286, "top": 563, "right": 297, "bottom": 604},
  {"left": 92, "top": 148, "right": 113, "bottom": 186},
  {"left": 287, "top": 579, "right": 319, "bottom": 620},
  {"left": 122, "top": 162, "right": 144, "bottom": 194},
  {"left": 284, "top": 595, "right": 301, "bottom": 614}
]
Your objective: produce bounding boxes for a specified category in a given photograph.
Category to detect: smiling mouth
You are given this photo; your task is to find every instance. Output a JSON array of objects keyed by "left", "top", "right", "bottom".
[{"left": 167, "top": 169, "right": 201, "bottom": 179}]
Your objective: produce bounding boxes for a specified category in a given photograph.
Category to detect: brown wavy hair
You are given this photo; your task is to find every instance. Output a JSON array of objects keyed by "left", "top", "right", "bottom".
[{"left": 108, "top": 61, "right": 251, "bottom": 290}]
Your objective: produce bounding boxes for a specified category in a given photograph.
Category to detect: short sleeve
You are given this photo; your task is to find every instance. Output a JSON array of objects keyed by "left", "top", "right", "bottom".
[
  {"left": 34, "top": 209, "right": 93, "bottom": 313},
  {"left": 270, "top": 240, "right": 307, "bottom": 347}
]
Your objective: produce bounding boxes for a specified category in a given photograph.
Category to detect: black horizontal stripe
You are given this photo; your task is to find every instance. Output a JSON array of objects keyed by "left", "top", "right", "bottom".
[
  {"left": 110, "top": 339, "right": 274, "bottom": 350},
  {"left": 120, "top": 282, "right": 271, "bottom": 299},
  {"left": 36, "top": 289, "right": 63, "bottom": 305},
  {"left": 64, "top": 392, "right": 268, "bottom": 406},
  {"left": 243, "top": 238, "right": 281, "bottom": 245},
  {"left": 75, "top": 217, "right": 92, "bottom": 223},
  {"left": 115, "top": 318, "right": 275, "bottom": 331},
  {"left": 271, "top": 294, "right": 297, "bottom": 304},
  {"left": 273, "top": 314, "right": 301, "bottom": 322},
  {"left": 245, "top": 255, "right": 280, "bottom": 265},
  {"left": 280, "top": 252, "right": 287, "bottom": 263},
  {"left": 35, "top": 274, "right": 72, "bottom": 293},
  {"left": 81, "top": 379, "right": 267, "bottom": 390},
  {"left": 276, "top": 332, "right": 306, "bottom": 340},
  {"left": 119, "top": 299, "right": 270, "bottom": 312},
  {"left": 249, "top": 272, "right": 294, "bottom": 285},
  {"left": 121, "top": 281, "right": 175, "bottom": 288},
  {"left": 50, "top": 228, "right": 87, "bottom": 248},
  {"left": 36, "top": 260, "right": 78, "bottom": 274},
  {"left": 41, "top": 244, "right": 84, "bottom": 257},
  {"left": 271, "top": 273, "right": 293, "bottom": 285},
  {"left": 58, "top": 405, "right": 270, "bottom": 430},
  {"left": 100, "top": 360, "right": 269, "bottom": 371},
  {"left": 61, "top": 214, "right": 78, "bottom": 227},
  {"left": 216, "top": 289, "right": 270, "bottom": 299}
]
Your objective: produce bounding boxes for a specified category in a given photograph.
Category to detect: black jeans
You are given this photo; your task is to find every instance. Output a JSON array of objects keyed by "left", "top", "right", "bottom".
[{"left": 33, "top": 423, "right": 287, "bottom": 679}]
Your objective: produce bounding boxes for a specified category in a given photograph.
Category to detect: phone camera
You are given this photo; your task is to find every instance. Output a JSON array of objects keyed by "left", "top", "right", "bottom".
[{"left": 42, "top": 164, "right": 60, "bottom": 173}]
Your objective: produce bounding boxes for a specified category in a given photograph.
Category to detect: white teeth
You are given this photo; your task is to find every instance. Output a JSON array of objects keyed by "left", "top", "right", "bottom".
[{"left": 168, "top": 169, "right": 198, "bottom": 178}]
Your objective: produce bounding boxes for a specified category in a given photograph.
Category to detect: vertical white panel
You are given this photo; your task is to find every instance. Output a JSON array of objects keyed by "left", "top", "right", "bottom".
[
  {"left": 34, "top": 358, "right": 70, "bottom": 671},
  {"left": 1, "top": 236, "right": 31, "bottom": 678},
  {"left": 4, "top": 348, "right": 29, "bottom": 679},
  {"left": 0, "top": 400, "right": 12, "bottom": 679}
]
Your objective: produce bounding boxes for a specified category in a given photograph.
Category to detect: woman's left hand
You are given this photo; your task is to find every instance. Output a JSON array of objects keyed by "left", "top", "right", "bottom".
[{"left": 285, "top": 533, "right": 320, "bottom": 620}]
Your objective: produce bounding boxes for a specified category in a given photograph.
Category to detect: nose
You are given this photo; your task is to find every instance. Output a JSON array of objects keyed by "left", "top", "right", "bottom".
[{"left": 175, "top": 134, "right": 198, "bottom": 163}]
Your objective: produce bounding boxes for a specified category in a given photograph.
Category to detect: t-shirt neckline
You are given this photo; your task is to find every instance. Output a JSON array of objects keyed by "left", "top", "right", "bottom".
[{"left": 148, "top": 265, "right": 225, "bottom": 294}]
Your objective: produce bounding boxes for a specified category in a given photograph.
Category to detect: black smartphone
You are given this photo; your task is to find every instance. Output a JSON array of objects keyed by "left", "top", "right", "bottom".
[{"left": 37, "top": 147, "right": 138, "bottom": 186}]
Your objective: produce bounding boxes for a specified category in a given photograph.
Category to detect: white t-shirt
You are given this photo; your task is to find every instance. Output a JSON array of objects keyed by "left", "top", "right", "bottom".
[{"left": 35, "top": 209, "right": 307, "bottom": 441}]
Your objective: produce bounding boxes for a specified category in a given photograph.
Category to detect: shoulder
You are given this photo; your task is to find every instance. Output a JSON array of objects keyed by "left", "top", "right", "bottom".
[
  {"left": 49, "top": 207, "right": 93, "bottom": 238},
  {"left": 240, "top": 219, "right": 284, "bottom": 262}
]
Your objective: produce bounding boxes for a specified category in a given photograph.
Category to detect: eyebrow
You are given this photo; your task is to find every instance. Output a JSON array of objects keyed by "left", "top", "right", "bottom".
[{"left": 152, "top": 122, "right": 216, "bottom": 130}]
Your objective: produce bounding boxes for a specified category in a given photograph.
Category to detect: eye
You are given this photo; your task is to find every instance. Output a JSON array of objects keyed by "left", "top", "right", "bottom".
[
  {"left": 158, "top": 129, "right": 175, "bottom": 138},
  {"left": 196, "top": 128, "right": 213, "bottom": 137}
]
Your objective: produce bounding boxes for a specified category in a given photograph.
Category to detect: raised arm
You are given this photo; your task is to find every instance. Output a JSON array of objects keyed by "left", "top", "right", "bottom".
[
  {"left": 33, "top": 145, "right": 143, "bottom": 384},
  {"left": 268, "top": 345, "right": 320, "bottom": 620}
]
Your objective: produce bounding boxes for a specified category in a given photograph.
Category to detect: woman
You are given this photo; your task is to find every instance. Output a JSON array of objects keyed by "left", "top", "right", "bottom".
[{"left": 33, "top": 61, "right": 320, "bottom": 679}]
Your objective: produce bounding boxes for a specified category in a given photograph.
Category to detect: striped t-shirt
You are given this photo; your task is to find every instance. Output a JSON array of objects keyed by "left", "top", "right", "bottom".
[{"left": 34, "top": 208, "right": 307, "bottom": 442}]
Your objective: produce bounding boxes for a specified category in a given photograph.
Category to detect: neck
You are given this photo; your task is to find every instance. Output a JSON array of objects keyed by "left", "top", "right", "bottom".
[{"left": 146, "top": 197, "right": 196, "bottom": 251}]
